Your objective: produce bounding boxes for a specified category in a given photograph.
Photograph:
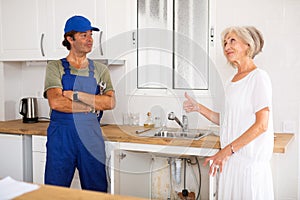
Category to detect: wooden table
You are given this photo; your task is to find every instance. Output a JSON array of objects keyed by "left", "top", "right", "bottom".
[{"left": 14, "top": 184, "right": 146, "bottom": 200}]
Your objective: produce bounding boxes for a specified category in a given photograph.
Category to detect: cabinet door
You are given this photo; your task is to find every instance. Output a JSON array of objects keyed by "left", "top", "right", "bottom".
[
  {"left": 0, "top": 133, "right": 23, "bottom": 180},
  {"left": 103, "top": 0, "right": 136, "bottom": 60},
  {"left": 46, "top": 0, "right": 106, "bottom": 60},
  {"left": 0, "top": 0, "right": 47, "bottom": 61},
  {"left": 32, "top": 151, "right": 46, "bottom": 184},
  {"left": 117, "top": 150, "right": 152, "bottom": 198}
]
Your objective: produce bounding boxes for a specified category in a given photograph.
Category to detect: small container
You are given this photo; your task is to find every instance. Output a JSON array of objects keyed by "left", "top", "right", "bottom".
[
  {"left": 131, "top": 113, "right": 140, "bottom": 126},
  {"left": 144, "top": 112, "right": 154, "bottom": 128},
  {"left": 154, "top": 116, "right": 161, "bottom": 128},
  {"left": 122, "top": 113, "right": 130, "bottom": 125}
]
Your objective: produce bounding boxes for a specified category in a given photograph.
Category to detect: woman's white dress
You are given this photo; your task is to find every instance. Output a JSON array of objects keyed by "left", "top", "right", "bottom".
[{"left": 218, "top": 68, "right": 274, "bottom": 200}]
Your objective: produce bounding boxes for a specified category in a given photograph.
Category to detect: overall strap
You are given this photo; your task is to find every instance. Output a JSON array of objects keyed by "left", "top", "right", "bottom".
[
  {"left": 87, "top": 59, "right": 95, "bottom": 78},
  {"left": 61, "top": 58, "right": 95, "bottom": 77},
  {"left": 61, "top": 58, "right": 71, "bottom": 75}
]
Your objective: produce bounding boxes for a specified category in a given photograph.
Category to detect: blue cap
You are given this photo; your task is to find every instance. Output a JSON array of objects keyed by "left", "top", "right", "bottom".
[{"left": 64, "top": 15, "right": 100, "bottom": 33}]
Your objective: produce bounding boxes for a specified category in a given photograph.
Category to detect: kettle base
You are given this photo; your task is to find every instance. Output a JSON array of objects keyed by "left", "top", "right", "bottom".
[{"left": 23, "top": 117, "right": 39, "bottom": 123}]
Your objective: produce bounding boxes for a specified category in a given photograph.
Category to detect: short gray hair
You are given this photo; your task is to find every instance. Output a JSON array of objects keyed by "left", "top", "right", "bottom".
[{"left": 221, "top": 26, "right": 264, "bottom": 59}]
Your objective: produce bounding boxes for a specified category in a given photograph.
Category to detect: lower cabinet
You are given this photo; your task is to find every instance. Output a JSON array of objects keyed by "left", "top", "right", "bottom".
[
  {"left": 0, "top": 133, "right": 32, "bottom": 182},
  {"left": 115, "top": 150, "right": 152, "bottom": 198},
  {"left": 0, "top": 133, "right": 23, "bottom": 181},
  {"left": 31, "top": 136, "right": 216, "bottom": 199},
  {"left": 32, "top": 135, "right": 116, "bottom": 190},
  {"left": 112, "top": 149, "right": 217, "bottom": 200}
]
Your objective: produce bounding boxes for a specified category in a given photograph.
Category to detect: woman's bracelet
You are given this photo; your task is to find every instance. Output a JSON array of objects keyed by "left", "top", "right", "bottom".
[{"left": 230, "top": 144, "right": 235, "bottom": 154}]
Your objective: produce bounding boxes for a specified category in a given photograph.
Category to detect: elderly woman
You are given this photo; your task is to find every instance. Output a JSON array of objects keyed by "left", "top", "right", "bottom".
[{"left": 183, "top": 26, "right": 274, "bottom": 199}]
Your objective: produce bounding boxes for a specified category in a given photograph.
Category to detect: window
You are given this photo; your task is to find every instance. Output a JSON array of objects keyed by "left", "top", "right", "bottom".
[{"left": 137, "top": 0, "right": 210, "bottom": 90}]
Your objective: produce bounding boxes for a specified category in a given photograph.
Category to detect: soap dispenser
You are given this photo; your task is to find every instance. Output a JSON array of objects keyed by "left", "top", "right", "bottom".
[{"left": 144, "top": 112, "right": 154, "bottom": 128}]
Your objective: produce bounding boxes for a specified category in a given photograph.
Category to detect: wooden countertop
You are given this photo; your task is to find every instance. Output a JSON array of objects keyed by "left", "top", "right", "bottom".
[
  {"left": 14, "top": 183, "right": 146, "bottom": 200},
  {"left": 0, "top": 120, "right": 295, "bottom": 153}
]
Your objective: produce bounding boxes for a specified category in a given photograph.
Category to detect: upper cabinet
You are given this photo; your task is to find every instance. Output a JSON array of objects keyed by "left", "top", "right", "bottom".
[
  {"left": 46, "top": 0, "right": 107, "bottom": 60},
  {"left": 0, "top": 0, "right": 107, "bottom": 61},
  {"left": 0, "top": 0, "right": 47, "bottom": 61}
]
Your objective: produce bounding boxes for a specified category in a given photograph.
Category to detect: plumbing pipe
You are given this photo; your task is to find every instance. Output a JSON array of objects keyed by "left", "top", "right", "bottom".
[
  {"left": 175, "top": 158, "right": 182, "bottom": 184},
  {"left": 149, "top": 156, "right": 154, "bottom": 199},
  {"left": 171, "top": 158, "right": 176, "bottom": 181},
  {"left": 168, "top": 158, "right": 173, "bottom": 200}
]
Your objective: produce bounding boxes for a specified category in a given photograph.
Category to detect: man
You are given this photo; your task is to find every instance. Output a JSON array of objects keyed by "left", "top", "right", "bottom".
[{"left": 43, "top": 15, "right": 115, "bottom": 192}]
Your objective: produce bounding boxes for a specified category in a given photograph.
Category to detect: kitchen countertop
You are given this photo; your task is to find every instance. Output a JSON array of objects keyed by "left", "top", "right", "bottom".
[{"left": 0, "top": 120, "right": 295, "bottom": 153}]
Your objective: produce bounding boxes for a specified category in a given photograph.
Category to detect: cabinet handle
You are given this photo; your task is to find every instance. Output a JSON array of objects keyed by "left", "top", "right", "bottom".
[
  {"left": 210, "top": 27, "right": 215, "bottom": 46},
  {"left": 132, "top": 31, "right": 136, "bottom": 45},
  {"left": 99, "top": 31, "right": 103, "bottom": 56},
  {"left": 40, "top": 33, "right": 45, "bottom": 57}
]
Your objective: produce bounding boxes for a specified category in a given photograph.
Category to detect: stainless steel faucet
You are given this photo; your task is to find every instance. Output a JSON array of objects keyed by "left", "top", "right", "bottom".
[
  {"left": 182, "top": 115, "right": 188, "bottom": 132},
  {"left": 168, "top": 112, "right": 188, "bottom": 132}
]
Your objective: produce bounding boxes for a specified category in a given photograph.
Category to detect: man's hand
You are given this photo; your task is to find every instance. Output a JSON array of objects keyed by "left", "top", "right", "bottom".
[{"left": 62, "top": 90, "right": 74, "bottom": 100}]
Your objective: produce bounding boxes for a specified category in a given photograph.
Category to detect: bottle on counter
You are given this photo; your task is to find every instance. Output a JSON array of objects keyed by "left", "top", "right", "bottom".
[{"left": 144, "top": 112, "right": 155, "bottom": 128}]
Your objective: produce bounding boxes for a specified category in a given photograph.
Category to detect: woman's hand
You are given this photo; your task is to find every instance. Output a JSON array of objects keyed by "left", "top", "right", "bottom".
[
  {"left": 183, "top": 92, "right": 200, "bottom": 113},
  {"left": 203, "top": 146, "right": 232, "bottom": 176},
  {"left": 183, "top": 92, "right": 220, "bottom": 125}
]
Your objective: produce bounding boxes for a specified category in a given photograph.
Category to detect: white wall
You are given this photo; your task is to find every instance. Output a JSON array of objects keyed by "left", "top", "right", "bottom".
[
  {"left": 2, "top": 62, "right": 48, "bottom": 120},
  {"left": 1, "top": 0, "right": 299, "bottom": 199},
  {"left": 0, "top": 62, "right": 4, "bottom": 120}
]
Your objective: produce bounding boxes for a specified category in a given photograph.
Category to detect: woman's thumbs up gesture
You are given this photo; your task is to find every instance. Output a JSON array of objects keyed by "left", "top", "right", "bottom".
[{"left": 183, "top": 92, "right": 200, "bottom": 113}]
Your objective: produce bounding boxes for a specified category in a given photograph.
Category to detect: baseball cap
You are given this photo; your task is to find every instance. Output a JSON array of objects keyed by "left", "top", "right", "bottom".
[{"left": 64, "top": 15, "right": 100, "bottom": 33}]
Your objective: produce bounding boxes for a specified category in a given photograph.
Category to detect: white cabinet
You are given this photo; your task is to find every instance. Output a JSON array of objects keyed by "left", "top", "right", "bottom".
[
  {"left": 110, "top": 143, "right": 218, "bottom": 200},
  {"left": 32, "top": 135, "right": 47, "bottom": 185},
  {"left": 104, "top": 0, "right": 136, "bottom": 59},
  {"left": 0, "top": 0, "right": 47, "bottom": 61},
  {"left": 0, "top": 0, "right": 106, "bottom": 61},
  {"left": 0, "top": 133, "right": 32, "bottom": 182},
  {"left": 0, "top": 133, "right": 23, "bottom": 180},
  {"left": 46, "top": 0, "right": 107, "bottom": 60},
  {"left": 115, "top": 150, "right": 152, "bottom": 198}
]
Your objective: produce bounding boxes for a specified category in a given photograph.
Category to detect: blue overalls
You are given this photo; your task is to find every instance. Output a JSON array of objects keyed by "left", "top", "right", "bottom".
[{"left": 44, "top": 58, "right": 107, "bottom": 192}]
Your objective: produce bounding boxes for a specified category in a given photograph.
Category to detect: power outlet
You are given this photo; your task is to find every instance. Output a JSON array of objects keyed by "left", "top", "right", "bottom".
[{"left": 282, "top": 121, "right": 296, "bottom": 133}]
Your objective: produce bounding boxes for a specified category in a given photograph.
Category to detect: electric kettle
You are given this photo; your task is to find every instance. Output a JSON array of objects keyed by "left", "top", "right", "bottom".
[{"left": 19, "top": 97, "right": 39, "bottom": 123}]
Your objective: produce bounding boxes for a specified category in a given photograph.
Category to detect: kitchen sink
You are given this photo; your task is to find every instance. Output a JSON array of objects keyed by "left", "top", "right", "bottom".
[{"left": 137, "top": 127, "right": 215, "bottom": 140}]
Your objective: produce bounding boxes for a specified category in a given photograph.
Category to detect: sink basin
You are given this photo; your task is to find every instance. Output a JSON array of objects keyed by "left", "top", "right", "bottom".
[{"left": 137, "top": 127, "right": 214, "bottom": 140}]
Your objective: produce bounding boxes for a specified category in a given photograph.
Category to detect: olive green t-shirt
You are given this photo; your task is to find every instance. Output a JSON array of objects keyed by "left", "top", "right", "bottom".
[{"left": 44, "top": 59, "right": 114, "bottom": 98}]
